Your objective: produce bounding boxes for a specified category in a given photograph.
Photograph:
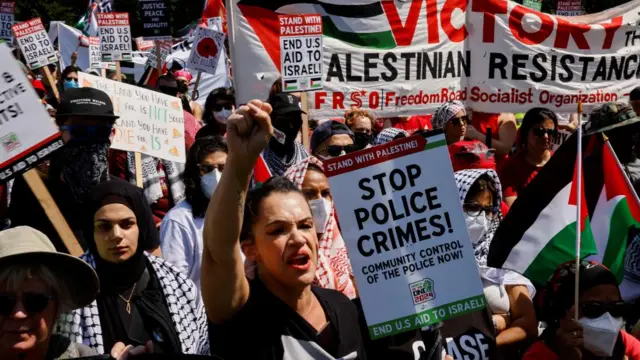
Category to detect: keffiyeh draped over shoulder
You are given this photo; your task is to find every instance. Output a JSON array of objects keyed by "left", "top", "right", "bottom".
[
  {"left": 433, "top": 100, "right": 466, "bottom": 130},
  {"left": 373, "top": 128, "right": 408, "bottom": 146}
]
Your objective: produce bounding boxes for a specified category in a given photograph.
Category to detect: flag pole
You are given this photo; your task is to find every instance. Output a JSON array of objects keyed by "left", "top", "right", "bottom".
[{"left": 574, "top": 101, "right": 584, "bottom": 320}]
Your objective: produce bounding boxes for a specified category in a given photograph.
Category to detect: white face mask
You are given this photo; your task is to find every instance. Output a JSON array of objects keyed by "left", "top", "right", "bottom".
[
  {"left": 579, "top": 312, "right": 624, "bottom": 356},
  {"left": 464, "top": 212, "right": 489, "bottom": 245},
  {"left": 200, "top": 169, "right": 222, "bottom": 199},
  {"left": 309, "top": 198, "right": 332, "bottom": 233},
  {"left": 213, "top": 109, "right": 233, "bottom": 124}
]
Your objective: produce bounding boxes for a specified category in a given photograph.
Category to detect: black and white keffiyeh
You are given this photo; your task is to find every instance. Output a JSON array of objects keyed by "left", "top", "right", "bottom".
[
  {"left": 126, "top": 152, "right": 186, "bottom": 206},
  {"left": 55, "top": 252, "right": 209, "bottom": 355},
  {"left": 454, "top": 169, "right": 503, "bottom": 267},
  {"left": 373, "top": 128, "right": 408, "bottom": 146},
  {"left": 262, "top": 142, "right": 309, "bottom": 177}
]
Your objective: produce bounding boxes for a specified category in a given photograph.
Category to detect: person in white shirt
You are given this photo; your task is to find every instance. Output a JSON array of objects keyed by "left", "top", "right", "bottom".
[{"left": 160, "top": 135, "right": 228, "bottom": 290}]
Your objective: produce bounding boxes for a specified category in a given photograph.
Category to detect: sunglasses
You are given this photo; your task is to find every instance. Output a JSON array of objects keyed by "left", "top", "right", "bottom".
[
  {"left": 200, "top": 163, "right": 224, "bottom": 174},
  {"left": 532, "top": 128, "right": 556, "bottom": 137},
  {"left": 65, "top": 77, "right": 78, "bottom": 83},
  {"left": 581, "top": 301, "right": 628, "bottom": 319},
  {"left": 59, "top": 124, "right": 113, "bottom": 141},
  {"left": 449, "top": 115, "right": 469, "bottom": 126},
  {"left": 213, "top": 103, "right": 233, "bottom": 112},
  {"left": 324, "top": 144, "right": 358, "bottom": 157},
  {"left": 0, "top": 292, "right": 53, "bottom": 316}
]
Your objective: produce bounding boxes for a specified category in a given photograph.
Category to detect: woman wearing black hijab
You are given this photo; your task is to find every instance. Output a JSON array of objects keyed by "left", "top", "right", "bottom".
[{"left": 56, "top": 179, "right": 209, "bottom": 355}]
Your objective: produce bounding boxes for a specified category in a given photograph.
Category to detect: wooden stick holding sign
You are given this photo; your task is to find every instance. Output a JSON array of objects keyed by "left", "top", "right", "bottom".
[
  {"left": 192, "top": 72, "right": 202, "bottom": 99},
  {"left": 155, "top": 43, "right": 162, "bottom": 77},
  {"left": 23, "top": 170, "right": 84, "bottom": 256},
  {"left": 301, "top": 92, "right": 310, "bottom": 150},
  {"left": 40, "top": 66, "right": 59, "bottom": 102}
]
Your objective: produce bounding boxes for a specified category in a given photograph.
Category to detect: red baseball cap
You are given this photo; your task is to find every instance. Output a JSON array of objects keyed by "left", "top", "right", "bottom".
[{"left": 449, "top": 140, "right": 496, "bottom": 172}]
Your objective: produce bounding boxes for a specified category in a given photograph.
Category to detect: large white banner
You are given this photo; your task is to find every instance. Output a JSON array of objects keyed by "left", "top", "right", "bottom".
[{"left": 230, "top": 0, "right": 640, "bottom": 117}]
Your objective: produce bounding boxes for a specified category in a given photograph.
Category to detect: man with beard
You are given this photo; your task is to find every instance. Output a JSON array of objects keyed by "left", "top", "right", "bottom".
[
  {"left": 262, "top": 93, "right": 309, "bottom": 176},
  {"left": 9, "top": 88, "right": 120, "bottom": 253}
]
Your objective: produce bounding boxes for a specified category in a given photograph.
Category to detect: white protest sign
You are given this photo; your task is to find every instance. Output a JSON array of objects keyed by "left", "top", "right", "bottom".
[
  {"left": 97, "top": 12, "right": 133, "bottom": 62},
  {"left": 78, "top": 73, "right": 186, "bottom": 162},
  {"left": 279, "top": 14, "right": 323, "bottom": 92},
  {"left": 136, "top": 37, "right": 155, "bottom": 52},
  {"left": 0, "top": 2, "right": 14, "bottom": 43},
  {"left": 207, "top": 17, "right": 223, "bottom": 32},
  {"left": 0, "top": 44, "right": 63, "bottom": 182},
  {"left": 89, "top": 36, "right": 101, "bottom": 69},
  {"left": 323, "top": 133, "right": 485, "bottom": 339},
  {"left": 187, "top": 26, "right": 225, "bottom": 75},
  {"left": 145, "top": 40, "right": 172, "bottom": 69},
  {"left": 11, "top": 18, "right": 57, "bottom": 70}
]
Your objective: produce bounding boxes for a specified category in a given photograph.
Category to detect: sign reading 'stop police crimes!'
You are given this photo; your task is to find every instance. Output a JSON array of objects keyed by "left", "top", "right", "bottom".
[{"left": 323, "top": 133, "right": 485, "bottom": 339}]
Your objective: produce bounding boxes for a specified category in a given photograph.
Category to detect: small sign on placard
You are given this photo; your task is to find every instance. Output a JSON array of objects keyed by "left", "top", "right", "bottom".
[
  {"left": 207, "top": 17, "right": 223, "bottom": 32},
  {"left": 323, "top": 133, "right": 486, "bottom": 340},
  {"left": 11, "top": 18, "right": 57, "bottom": 70},
  {"left": 136, "top": 37, "right": 155, "bottom": 52},
  {"left": 97, "top": 12, "right": 133, "bottom": 62},
  {"left": 187, "top": 26, "right": 225, "bottom": 75},
  {"left": 0, "top": 43, "right": 63, "bottom": 182},
  {"left": 279, "top": 14, "right": 323, "bottom": 92},
  {"left": 139, "top": 0, "right": 171, "bottom": 40},
  {"left": 89, "top": 37, "right": 101, "bottom": 69},
  {"left": 79, "top": 72, "right": 186, "bottom": 163},
  {"left": 145, "top": 40, "right": 172, "bottom": 69},
  {"left": 0, "top": 2, "right": 14, "bottom": 43}
]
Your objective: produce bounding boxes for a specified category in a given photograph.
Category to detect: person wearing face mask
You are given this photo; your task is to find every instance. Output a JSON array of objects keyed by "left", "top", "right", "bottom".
[
  {"left": 174, "top": 70, "right": 204, "bottom": 123},
  {"left": 201, "top": 87, "right": 236, "bottom": 137},
  {"left": 524, "top": 260, "right": 640, "bottom": 360},
  {"left": 454, "top": 169, "right": 537, "bottom": 357},
  {"left": 160, "top": 136, "right": 234, "bottom": 291},
  {"left": 310, "top": 120, "right": 357, "bottom": 160},
  {"left": 345, "top": 109, "right": 375, "bottom": 151},
  {"left": 263, "top": 93, "right": 309, "bottom": 176},
  {"left": 9, "top": 88, "right": 120, "bottom": 253}
]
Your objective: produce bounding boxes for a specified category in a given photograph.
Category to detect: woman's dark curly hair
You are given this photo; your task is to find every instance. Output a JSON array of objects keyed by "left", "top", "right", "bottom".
[
  {"left": 185, "top": 135, "right": 228, "bottom": 218},
  {"left": 202, "top": 87, "right": 235, "bottom": 135}
]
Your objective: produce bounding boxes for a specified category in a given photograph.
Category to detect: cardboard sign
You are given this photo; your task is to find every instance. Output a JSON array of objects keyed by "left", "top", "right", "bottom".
[
  {"left": 0, "top": 44, "right": 63, "bottom": 182},
  {"left": 78, "top": 72, "right": 186, "bottom": 163},
  {"left": 187, "top": 26, "right": 225, "bottom": 75},
  {"left": 323, "top": 133, "right": 485, "bottom": 339},
  {"left": 97, "top": 12, "right": 132, "bottom": 62},
  {"left": 145, "top": 40, "right": 172, "bottom": 69},
  {"left": 139, "top": 0, "right": 171, "bottom": 40},
  {"left": 88, "top": 36, "right": 101, "bottom": 69},
  {"left": 279, "top": 14, "right": 323, "bottom": 92},
  {"left": 11, "top": 18, "right": 57, "bottom": 70},
  {"left": 0, "top": 2, "right": 14, "bottom": 43},
  {"left": 136, "top": 37, "right": 155, "bottom": 52}
]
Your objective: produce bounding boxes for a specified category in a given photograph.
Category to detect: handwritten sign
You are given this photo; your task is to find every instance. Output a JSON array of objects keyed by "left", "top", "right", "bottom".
[
  {"left": 187, "top": 26, "right": 225, "bottom": 75},
  {"left": 79, "top": 72, "right": 186, "bottom": 162}
]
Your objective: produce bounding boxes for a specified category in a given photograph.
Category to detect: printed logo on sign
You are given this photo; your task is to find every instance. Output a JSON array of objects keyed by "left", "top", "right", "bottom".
[
  {"left": 410, "top": 278, "right": 435, "bottom": 305},
  {"left": 1, "top": 133, "right": 21, "bottom": 153}
]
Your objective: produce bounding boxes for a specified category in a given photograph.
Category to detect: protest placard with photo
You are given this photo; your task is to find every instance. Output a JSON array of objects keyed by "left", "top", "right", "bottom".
[
  {"left": 88, "top": 36, "right": 101, "bottom": 69},
  {"left": 97, "top": 12, "right": 132, "bottom": 62},
  {"left": 187, "top": 26, "right": 225, "bottom": 75},
  {"left": 0, "top": 43, "right": 63, "bottom": 182},
  {"left": 0, "top": 2, "right": 14, "bottom": 43},
  {"left": 323, "top": 133, "right": 485, "bottom": 339},
  {"left": 139, "top": 0, "right": 171, "bottom": 40},
  {"left": 78, "top": 72, "right": 186, "bottom": 163},
  {"left": 136, "top": 37, "right": 155, "bottom": 52},
  {"left": 279, "top": 14, "right": 323, "bottom": 92},
  {"left": 145, "top": 40, "right": 172, "bottom": 69},
  {"left": 11, "top": 18, "right": 57, "bottom": 70}
]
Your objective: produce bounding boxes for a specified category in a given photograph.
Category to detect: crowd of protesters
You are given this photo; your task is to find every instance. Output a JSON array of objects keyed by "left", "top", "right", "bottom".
[{"left": 4, "top": 46, "right": 640, "bottom": 360}]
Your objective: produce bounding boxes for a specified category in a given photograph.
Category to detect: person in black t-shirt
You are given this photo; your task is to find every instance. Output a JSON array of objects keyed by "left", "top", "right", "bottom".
[{"left": 201, "top": 99, "right": 367, "bottom": 360}]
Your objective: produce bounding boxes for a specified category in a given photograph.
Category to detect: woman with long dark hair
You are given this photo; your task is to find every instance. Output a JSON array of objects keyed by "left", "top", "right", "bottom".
[{"left": 201, "top": 88, "right": 236, "bottom": 136}]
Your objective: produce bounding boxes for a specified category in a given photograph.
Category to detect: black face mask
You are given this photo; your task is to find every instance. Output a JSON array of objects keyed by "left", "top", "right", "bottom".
[
  {"left": 354, "top": 132, "right": 372, "bottom": 150},
  {"left": 158, "top": 85, "right": 179, "bottom": 97},
  {"left": 270, "top": 115, "right": 303, "bottom": 153},
  {"left": 59, "top": 139, "right": 110, "bottom": 203},
  {"left": 177, "top": 82, "right": 189, "bottom": 95}
]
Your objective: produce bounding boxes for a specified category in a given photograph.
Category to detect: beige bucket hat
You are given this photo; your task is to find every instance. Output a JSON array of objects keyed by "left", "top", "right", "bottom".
[{"left": 0, "top": 226, "right": 99, "bottom": 309}]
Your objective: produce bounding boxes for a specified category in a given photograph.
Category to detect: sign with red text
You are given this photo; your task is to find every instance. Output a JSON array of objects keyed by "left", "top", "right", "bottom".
[
  {"left": 136, "top": 37, "right": 155, "bottom": 51},
  {"left": 97, "top": 12, "right": 132, "bottom": 61},
  {"left": 0, "top": 2, "right": 14, "bottom": 43},
  {"left": 323, "top": 133, "right": 485, "bottom": 339},
  {"left": 11, "top": 18, "right": 57, "bottom": 70},
  {"left": 0, "top": 44, "right": 63, "bottom": 182},
  {"left": 88, "top": 37, "right": 101, "bottom": 69},
  {"left": 78, "top": 72, "right": 186, "bottom": 162},
  {"left": 187, "top": 26, "right": 225, "bottom": 75},
  {"left": 279, "top": 14, "right": 323, "bottom": 92},
  {"left": 230, "top": 0, "right": 640, "bottom": 117},
  {"left": 556, "top": 0, "right": 582, "bottom": 16}
]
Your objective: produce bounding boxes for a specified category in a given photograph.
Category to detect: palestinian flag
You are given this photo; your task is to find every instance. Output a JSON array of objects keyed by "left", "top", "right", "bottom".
[
  {"left": 76, "top": 2, "right": 98, "bottom": 37},
  {"left": 587, "top": 138, "right": 640, "bottom": 282},
  {"left": 487, "top": 133, "right": 598, "bottom": 285},
  {"left": 284, "top": 79, "right": 298, "bottom": 91},
  {"left": 310, "top": 77, "right": 322, "bottom": 88}
]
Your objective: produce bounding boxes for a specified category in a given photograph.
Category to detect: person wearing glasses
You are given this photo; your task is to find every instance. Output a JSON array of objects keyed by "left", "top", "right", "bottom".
[
  {"left": 454, "top": 169, "right": 537, "bottom": 357},
  {"left": 201, "top": 87, "right": 236, "bottom": 137},
  {"left": 498, "top": 108, "right": 558, "bottom": 207},
  {"left": 310, "top": 120, "right": 356, "bottom": 160},
  {"left": 524, "top": 260, "right": 640, "bottom": 359},
  {"left": 160, "top": 135, "right": 231, "bottom": 292},
  {"left": 433, "top": 100, "right": 469, "bottom": 145}
]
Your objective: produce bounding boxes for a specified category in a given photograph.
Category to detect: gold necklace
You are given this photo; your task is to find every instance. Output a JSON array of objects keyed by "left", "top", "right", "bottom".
[{"left": 118, "top": 283, "right": 137, "bottom": 314}]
